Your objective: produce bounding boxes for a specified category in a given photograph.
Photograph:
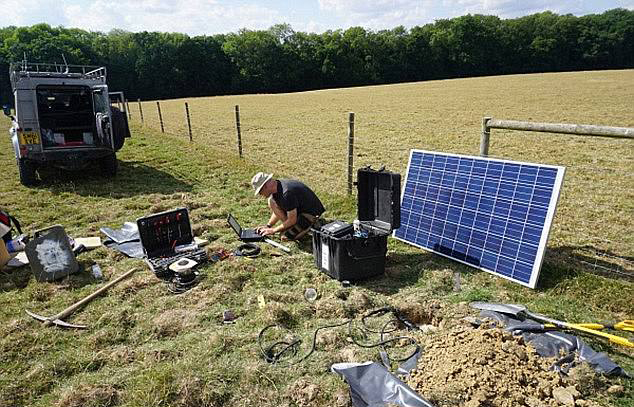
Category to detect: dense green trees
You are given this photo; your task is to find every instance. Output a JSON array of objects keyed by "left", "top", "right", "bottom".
[{"left": 1, "top": 9, "right": 632, "bottom": 104}]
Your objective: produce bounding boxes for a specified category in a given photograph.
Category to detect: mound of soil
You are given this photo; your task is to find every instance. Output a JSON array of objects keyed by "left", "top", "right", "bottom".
[{"left": 408, "top": 324, "right": 606, "bottom": 407}]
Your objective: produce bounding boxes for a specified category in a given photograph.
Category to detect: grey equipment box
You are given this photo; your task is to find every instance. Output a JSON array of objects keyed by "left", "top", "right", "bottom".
[{"left": 25, "top": 225, "right": 79, "bottom": 282}]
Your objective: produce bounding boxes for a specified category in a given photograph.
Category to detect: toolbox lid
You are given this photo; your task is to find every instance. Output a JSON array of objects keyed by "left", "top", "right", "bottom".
[
  {"left": 137, "top": 208, "right": 194, "bottom": 258},
  {"left": 356, "top": 166, "right": 401, "bottom": 231}
]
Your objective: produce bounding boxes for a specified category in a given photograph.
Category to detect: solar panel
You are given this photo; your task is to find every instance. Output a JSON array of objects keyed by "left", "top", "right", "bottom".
[{"left": 393, "top": 150, "right": 565, "bottom": 288}]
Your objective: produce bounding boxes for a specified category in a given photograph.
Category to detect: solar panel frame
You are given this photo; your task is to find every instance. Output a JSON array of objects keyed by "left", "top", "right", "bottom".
[{"left": 393, "top": 149, "right": 565, "bottom": 288}]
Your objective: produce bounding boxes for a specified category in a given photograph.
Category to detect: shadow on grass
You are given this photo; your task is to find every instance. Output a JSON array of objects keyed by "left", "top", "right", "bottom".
[
  {"left": 358, "top": 250, "right": 475, "bottom": 295},
  {"left": 0, "top": 261, "right": 103, "bottom": 293},
  {"left": 538, "top": 245, "right": 634, "bottom": 289},
  {"left": 294, "top": 238, "right": 314, "bottom": 255},
  {"left": 0, "top": 267, "right": 32, "bottom": 292},
  {"left": 32, "top": 159, "right": 193, "bottom": 197}
]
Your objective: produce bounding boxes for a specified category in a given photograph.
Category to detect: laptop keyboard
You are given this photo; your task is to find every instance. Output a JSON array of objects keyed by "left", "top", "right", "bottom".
[
  {"left": 243, "top": 230, "right": 262, "bottom": 239},
  {"left": 147, "top": 248, "right": 208, "bottom": 279}
]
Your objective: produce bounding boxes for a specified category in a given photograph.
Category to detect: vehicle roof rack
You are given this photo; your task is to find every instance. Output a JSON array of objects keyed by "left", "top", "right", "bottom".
[{"left": 9, "top": 61, "right": 107, "bottom": 90}]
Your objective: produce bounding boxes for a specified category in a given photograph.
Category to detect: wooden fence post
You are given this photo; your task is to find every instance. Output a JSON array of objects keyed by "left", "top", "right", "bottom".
[
  {"left": 125, "top": 99, "right": 131, "bottom": 119},
  {"left": 235, "top": 105, "right": 242, "bottom": 158},
  {"left": 480, "top": 116, "right": 491, "bottom": 157},
  {"left": 157, "top": 101, "right": 164, "bottom": 133},
  {"left": 185, "top": 102, "right": 193, "bottom": 142},
  {"left": 138, "top": 99, "right": 144, "bottom": 124},
  {"left": 347, "top": 112, "right": 355, "bottom": 195}
]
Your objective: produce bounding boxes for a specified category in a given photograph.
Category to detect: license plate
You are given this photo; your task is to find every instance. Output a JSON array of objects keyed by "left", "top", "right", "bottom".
[{"left": 19, "top": 131, "right": 41, "bottom": 145}]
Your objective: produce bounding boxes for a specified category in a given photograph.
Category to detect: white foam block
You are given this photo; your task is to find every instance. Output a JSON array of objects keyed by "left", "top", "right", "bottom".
[
  {"left": 74, "top": 237, "right": 102, "bottom": 249},
  {"left": 194, "top": 237, "right": 209, "bottom": 247}
]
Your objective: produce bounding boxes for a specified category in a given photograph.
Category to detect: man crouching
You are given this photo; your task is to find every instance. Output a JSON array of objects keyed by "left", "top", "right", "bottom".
[{"left": 252, "top": 172, "right": 325, "bottom": 240}]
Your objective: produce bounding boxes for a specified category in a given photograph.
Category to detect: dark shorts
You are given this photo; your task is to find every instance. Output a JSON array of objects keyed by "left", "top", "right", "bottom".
[{"left": 284, "top": 213, "right": 323, "bottom": 240}]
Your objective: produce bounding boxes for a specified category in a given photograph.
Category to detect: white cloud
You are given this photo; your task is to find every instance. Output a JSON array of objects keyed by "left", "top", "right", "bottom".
[
  {"left": 61, "top": 0, "right": 284, "bottom": 35},
  {"left": 0, "top": 0, "right": 284, "bottom": 35},
  {"left": 616, "top": 0, "right": 634, "bottom": 8},
  {"left": 1, "top": 0, "right": 630, "bottom": 35},
  {"left": 318, "top": 0, "right": 436, "bottom": 30},
  {"left": 0, "top": 0, "right": 69, "bottom": 27},
  {"left": 316, "top": 0, "right": 634, "bottom": 31},
  {"left": 442, "top": 0, "right": 634, "bottom": 17},
  {"left": 443, "top": 0, "right": 567, "bottom": 16},
  {"left": 296, "top": 20, "right": 330, "bottom": 34}
]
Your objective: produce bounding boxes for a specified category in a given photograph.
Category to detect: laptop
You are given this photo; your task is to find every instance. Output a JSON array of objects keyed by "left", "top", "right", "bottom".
[
  {"left": 227, "top": 214, "right": 264, "bottom": 242},
  {"left": 137, "top": 208, "right": 207, "bottom": 278}
]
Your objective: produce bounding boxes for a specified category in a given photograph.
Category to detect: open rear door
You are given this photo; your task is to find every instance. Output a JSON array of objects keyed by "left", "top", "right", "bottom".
[{"left": 92, "top": 85, "right": 114, "bottom": 149}]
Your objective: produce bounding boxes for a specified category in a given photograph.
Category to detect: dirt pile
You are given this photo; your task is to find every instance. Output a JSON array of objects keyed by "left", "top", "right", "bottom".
[{"left": 408, "top": 324, "right": 606, "bottom": 407}]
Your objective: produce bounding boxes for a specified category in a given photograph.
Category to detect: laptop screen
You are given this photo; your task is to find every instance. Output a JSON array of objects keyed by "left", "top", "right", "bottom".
[
  {"left": 137, "top": 208, "right": 193, "bottom": 258},
  {"left": 227, "top": 214, "right": 242, "bottom": 236}
]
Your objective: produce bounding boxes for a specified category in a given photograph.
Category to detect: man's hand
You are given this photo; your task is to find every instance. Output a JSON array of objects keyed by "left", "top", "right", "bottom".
[{"left": 258, "top": 227, "right": 276, "bottom": 236}]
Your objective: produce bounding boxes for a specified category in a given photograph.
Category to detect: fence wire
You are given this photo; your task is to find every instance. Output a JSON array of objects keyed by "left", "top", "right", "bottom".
[{"left": 130, "top": 99, "right": 633, "bottom": 280}]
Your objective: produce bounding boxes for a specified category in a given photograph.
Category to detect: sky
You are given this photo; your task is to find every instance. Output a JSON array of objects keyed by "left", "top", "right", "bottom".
[{"left": 1, "top": 0, "right": 633, "bottom": 36}]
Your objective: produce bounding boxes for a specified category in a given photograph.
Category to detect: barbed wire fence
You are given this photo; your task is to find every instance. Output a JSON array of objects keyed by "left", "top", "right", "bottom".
[{"left": 126, "top": 98, "right": 633, "bottom": 281}]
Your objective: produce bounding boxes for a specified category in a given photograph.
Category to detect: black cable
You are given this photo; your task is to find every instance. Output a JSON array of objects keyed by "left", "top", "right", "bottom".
[
  {"left": 234, "top": 243, "right": 261, "bottom": 258},
  {"left": 166, "top": 270, "right": 203, "bottom": 294},
  {"left": 258, "top": 307, "right": 420, "bottom": 367},
  {"left": 360, "top": 307, "right": 399, "bottom": 333},
  {"left": 259, "top": 320, "right": 351, "bottom": 366},
  {"left": 348, "top": 316, "right": 419, "bottom": 364}
]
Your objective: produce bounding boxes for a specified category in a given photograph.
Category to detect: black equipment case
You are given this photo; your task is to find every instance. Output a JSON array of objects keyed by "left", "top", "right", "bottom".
[{"left": 312, "top": 167, "right": 401, "bottom": 281}]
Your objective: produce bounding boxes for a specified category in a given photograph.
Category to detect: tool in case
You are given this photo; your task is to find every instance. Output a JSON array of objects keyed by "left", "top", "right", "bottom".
[
  {"left": 312, "top": 167, "right": 401, "bottom": 281},
  {"left": 137, "top": 208, "right": 208, "bottom": 279}
]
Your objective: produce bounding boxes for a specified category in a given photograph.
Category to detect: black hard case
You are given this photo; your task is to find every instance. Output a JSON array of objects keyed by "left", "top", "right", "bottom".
[
  {"left": 312, "top": 167, "right": 401, "bottom": 281},
  {"left": 137, "top": 208, "right": 193, "bottom": 258}
]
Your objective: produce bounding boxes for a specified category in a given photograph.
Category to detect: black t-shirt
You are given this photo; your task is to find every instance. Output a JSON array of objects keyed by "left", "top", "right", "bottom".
[{"left": 272, "top": 180, "right": 325, "bottom": 217}]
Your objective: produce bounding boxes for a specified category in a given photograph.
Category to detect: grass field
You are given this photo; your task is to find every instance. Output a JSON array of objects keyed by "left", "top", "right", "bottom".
[
  {"left": 1, "top": 70, "right": 633, "bottom": 407},
  {"left": 141, "top": 69, "right": 634, "bottom": 261}
]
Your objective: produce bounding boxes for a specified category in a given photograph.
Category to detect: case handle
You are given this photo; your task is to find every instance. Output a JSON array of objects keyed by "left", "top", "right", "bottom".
[{"left": 346, "top": 242, "right": 388, "bottom": 260}]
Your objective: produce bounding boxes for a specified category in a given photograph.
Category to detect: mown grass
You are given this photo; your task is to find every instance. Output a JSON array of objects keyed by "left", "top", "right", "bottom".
[{"left": 1, "top": 71, "right": 633, "bottom": 407}]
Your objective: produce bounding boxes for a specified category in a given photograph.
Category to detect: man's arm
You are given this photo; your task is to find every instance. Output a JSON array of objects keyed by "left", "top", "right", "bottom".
[
  {"left": 266, "top": 213, "right": 279, "bottom": 228},
  {"left": 257, "top": 213, "right": 279, "bottom": 233},
  {"left": 260, "top": 209, "right": 297, "bottom": 236},
  {"left": 257, "top": 197, "right": 280, "bottom": 232}
]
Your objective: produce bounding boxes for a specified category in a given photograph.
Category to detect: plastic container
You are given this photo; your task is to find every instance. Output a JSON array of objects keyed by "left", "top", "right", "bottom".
[
  {"left": 91, "top": 263, "right": 103, "bottom": 279},
  {"left": 83, "top": 132, "right": 94, "bottom": 144},
  {"left": 6, "top": 237, "right": 26, "bottom": 253},
  {"left": 304, "top": 287, "right": 318, "bottom": 302},
  {"left": 312, "top": 231, "right": 388, "bottom": 280},
  {"left": 312, "top": 167, "right": 401, "bottom": 281}
]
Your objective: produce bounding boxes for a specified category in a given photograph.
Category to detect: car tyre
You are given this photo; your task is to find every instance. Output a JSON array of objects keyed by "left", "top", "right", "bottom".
[
  {"left": 17, "top": 158, "right": 38, "bottom": 186},
  {"left": 99, "top": 153, "right": 118, "bottom": 177}
]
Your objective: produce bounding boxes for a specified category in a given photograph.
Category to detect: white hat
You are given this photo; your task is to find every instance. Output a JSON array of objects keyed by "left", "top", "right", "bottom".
[{"left": 251, "top": 172, "right": 273, "bottom": 196}]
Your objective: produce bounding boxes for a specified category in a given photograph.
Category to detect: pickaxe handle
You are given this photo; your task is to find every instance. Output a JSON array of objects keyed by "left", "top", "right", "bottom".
[{"left": 44, "top": 268, "right": 137, "bottom": 326}]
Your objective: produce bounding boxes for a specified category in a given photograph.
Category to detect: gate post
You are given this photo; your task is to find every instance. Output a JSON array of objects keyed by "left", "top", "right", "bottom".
[{"left": 480, "top": 116, "right": 491, "bottom": 157}]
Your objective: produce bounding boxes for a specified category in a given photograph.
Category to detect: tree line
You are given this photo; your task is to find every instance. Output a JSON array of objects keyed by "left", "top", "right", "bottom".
[{"left": 1, "top": 8, "right": 632, "bottom": 104}]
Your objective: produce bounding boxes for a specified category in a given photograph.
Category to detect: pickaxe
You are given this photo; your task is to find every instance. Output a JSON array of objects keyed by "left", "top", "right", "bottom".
[{"left": 25, "top": 268, "right": 137, "bottom": 329}]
